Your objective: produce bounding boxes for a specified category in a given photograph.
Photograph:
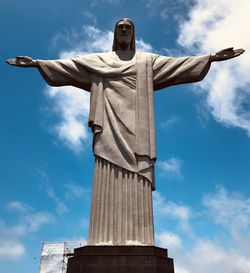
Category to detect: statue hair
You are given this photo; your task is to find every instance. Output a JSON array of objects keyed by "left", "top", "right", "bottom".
[{"left": 112, "top": 18, "right": 136, "bottom": 51}]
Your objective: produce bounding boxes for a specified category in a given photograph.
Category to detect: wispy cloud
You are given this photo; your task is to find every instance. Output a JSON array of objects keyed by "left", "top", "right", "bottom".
[
  {"left": 157, "top": 157, "right": 183, "bottom": 179},
  {"left": 82, "top": 11, "right": 97, "bottom": 25},
  {"left": 57, "top": 25, "right": 114, "bottom": 57},
  {"left": 0, "top": 201, "right": 54, "bottom": 260},
  {"left": 56, "top": 25, "right": 154, "bottom": 57},
  {"left": 90, "top": 0, "right": 123, "bottom": 7},
  {"left": 195, "top": 100, "right": 211, "bottom": 129},
  {"left": 160, "top": 115, "right": 181, "bottom": 129},
  {"left": 64, "top": 182, "right": 85, "bottom": 199},
  {"left": 26, "top": 212, "right": 54, "bottom": 232},
  {"left": 46, "top": 24, "right": 153, "bottom": 153},
  {"left": 203, "top": 186, "right": 250, "bottom": 236},
  {"left": 142, "top": 0, "right": 194, "bottom": 20},
  {"left": 35, "top": 168, "right": 68, "bottom": 214},
  {"left": 4, "top": 201, "right": 54, "bottom": 234},
  {"left": 177, "top": 0, "right": 250, "bottom": 137},
  {"left": 5, "top": 201, "right": 32, "bottom": 213}
]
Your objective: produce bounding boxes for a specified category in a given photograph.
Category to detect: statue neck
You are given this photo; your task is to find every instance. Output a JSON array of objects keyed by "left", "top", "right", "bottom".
[{"left": 114, "top": 50, "right": 136, "bottom": 61}]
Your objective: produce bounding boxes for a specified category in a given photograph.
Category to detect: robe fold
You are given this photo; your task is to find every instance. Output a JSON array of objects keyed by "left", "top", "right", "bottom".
[
  {"left": 37, "top": 51, "right": 211, "bottom": 245},
  {"left": 37, "top": 52, "right": 211, "bottom": 190}
]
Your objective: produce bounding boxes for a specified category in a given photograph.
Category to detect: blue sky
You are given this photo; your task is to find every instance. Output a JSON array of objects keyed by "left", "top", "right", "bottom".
[{"left": 1, "top": 0, "right": 250, "bottom": 272}]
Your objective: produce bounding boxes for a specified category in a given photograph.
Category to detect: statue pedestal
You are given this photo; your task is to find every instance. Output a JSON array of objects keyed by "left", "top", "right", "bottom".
[{"left": 66, "top": 246, "right": 175, "bottom": 273}]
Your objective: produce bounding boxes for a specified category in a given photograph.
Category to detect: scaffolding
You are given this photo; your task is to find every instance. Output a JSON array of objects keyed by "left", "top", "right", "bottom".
[{"left": 39, "top": 241, "right": 83, "bottom": 273}]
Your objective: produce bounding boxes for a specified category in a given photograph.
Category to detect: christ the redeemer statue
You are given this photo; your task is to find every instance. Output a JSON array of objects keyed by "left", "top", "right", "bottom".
[{"left": 7, "top": 18, "right": 244, "bottom": 246}]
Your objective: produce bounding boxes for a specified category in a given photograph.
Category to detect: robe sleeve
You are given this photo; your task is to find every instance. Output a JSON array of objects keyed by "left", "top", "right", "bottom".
[
  {"left": 37, "top": 58, "right": 92, "bottom": 91},
  {"left": 153, "top": 54, "right": 211, "bottom": 91}
]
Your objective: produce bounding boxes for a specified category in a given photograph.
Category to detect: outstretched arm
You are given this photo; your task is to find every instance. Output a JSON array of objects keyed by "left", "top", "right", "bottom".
[
  {"left": 153, "top": 47, "right": 245, "bottom": 91},
  {"left": 6, "top": 56, "right": 91, "bottom": 91},
  {"left": 6, "top": 56, "right": 37, "bottom": 67},
  {"left": 210, "top": 47, "right": 245, "bottom": 62},
  {"left": 153, "top": 54, "right": 212, "bottom": 91}
]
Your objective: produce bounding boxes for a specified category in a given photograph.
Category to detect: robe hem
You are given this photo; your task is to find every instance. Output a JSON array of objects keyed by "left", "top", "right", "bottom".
[{"left": 94, "top": 154, "right": 155, "bottom": 191}]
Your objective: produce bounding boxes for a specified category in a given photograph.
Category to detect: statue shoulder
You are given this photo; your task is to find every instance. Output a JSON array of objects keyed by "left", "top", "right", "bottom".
[
  {"left": 72, "top": 51, "right": 112, "bottom": 60},
  {"left": 136, "top": 51, "right": 159, "bottom": 62}
]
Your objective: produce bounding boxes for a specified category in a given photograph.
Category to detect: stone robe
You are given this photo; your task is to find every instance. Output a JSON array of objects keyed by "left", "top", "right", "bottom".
[
  {"left": 37, "top": 52, "right": 211, "bottom": 190},
  {"left": 37, "top": 51, "right": 211, "bottom": 245}
]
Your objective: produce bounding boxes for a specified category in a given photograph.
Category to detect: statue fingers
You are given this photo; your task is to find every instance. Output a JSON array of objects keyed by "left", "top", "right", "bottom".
[
  {"left": 216, "top": 47, "right": 234, "bottom": 54},
  {"left": 231, "top": 49, "right": 245, "bottom": 57},
  {"left": 6, "top": 58, "right": 18, "bottom": 66},
  {"left": 223, "top": 47, "right": 234, "bottom": 51},
  {"left": 6, "top": 56, "right": 34, "bottom": 67},
  {"left": 16, "top": 56, "right": 33, "bottom": 62},
  {"left": 234, "top": 48, "right": 245, "bottom": 54}
]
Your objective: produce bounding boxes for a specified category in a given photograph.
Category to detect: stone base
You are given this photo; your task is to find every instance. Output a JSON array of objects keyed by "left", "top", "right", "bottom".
[{"left": 66, "top": 246, "right": 175, "bottom": 273}]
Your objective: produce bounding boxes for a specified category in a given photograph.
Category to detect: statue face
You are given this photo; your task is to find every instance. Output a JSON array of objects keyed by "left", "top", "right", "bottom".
[{"left": 115, "top": 20, "right": 134, "bottom": 50}]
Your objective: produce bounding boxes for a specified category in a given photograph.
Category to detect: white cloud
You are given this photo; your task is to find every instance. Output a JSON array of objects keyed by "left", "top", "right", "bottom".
[
  {"left": 154, "top": 192, "right": 191, "bottom": 221},
  {"left": 156, "top": 231, "right": 182, "bottom": 250},
  {"left": 157, "top": 157, "right": 183, "bottom": 179},
  {"left": 153, "top": 191, "right": 192, "bottom": 232},
  {"left": 46, "top": 24, "right": 154, "bottom": 152},
  {"left": 45, "top": 86, "right": 90, "bottom": 153},
  {"left": 203, "top": 186, "right": 250, "bottom": 237},
  {"left": 176, "top": 239, "right": 250, "bottom": 273},
  {"left": 0, "top": 201, "right": 54, "bottom": 260},
  {"left": 175, "top": 267, "right": 190, "bottom": 273},
  {"left": 154, "top": 187, "right": 250, "bottom": 273},
  {"left": 46, "top": 26, "right": 111, "bottom": 153},
  {"left": 25, "top": 212, "right": 54, "bottom": 232},
  {"left": 0, "top": 219, "right": 23, "bottom": 239},
  {"left": 136, "top": 38, "right": 153, "bottom": 52},
  {"left": 4, "top": 201, "right": 54, "bottom": 234},
  {"left": 51, "top": 26, "right": 113, "bottom": 57},
  {"left": 0, "top": 239, "right": 26, "bottom": 260},
  {"left": 177, "top": 0, "right": 250, "bottom": 137}
]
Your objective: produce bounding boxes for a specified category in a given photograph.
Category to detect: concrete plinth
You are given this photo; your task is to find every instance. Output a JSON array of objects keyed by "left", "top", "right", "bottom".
[{"left": 66, "top": 246, "right": 175, "bottom": 273}]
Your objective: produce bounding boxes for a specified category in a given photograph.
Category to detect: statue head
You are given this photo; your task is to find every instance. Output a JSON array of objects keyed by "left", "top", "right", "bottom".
[{"left": 112, "top": 18, "right": 135, "bottom": 51}]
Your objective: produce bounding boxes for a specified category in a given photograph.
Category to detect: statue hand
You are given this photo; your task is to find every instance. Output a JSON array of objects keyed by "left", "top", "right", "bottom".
[
  {"left": 211, "top": 47, "right": 245, "bottom": 62},
  {"left": 6, "top": 56, "right": 37, "bottom": 67}
]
